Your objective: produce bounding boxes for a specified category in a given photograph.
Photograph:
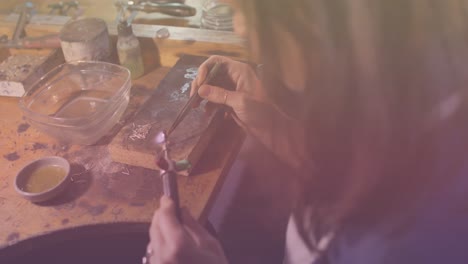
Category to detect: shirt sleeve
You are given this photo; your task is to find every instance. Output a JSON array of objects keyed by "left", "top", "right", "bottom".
[{"left": 283, "top": 211, "right": 335, "bottom": 264}]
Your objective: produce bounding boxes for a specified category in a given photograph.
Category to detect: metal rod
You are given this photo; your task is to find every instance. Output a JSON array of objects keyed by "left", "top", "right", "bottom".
[
  {"left": 161, "top": 170, "right": 182, "bottom": 222},
  {"left": 166, "top": 62, "right": 221, "bottom": 136}
]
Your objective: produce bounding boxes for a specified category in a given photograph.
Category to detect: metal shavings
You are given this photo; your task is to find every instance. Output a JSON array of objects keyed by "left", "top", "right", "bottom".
[
  {"left": 184, "top": 67, "right": 198, "bottom": 80},
  {"left": 181, "top": 82, "right": 191, "bottom": 94},
  {"left": 129, "top": 123, "right": 153, "bottom": 141},
  {"left": 179, "top": 67, "right": 198, "bottom": 95},
  {"left": 121, "top": 167, "right": 130, "bottom": 175}
]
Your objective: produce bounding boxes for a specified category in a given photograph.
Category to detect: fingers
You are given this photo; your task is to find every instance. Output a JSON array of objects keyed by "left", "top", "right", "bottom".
[
  {"left": 149, "top": 204, "right": 165, "bottom": 264},
  {"left": 158, "top": 196, "right": 184, "bottom": 241},
  {"left": 150, "top": 219, "right": 164, "bottom": 247},
  {"left": 195, "top": 56, "right": 231, "bottom": 87},
  {"left": 149, "top": 202, "right": 226, "bottom": 263},
  {"left": 150, "top": 206, "right": 165, "bottom": 245},
  {"left": 190, "top": 56, "right": 235, "bottom": 108},
  {"left": 198, "top": 84, "right": 244, "bottom": 109},
  {"left": 203, "top": 102, "right": 216, "bottom": 116},
  {"left": 146, "top": 244, "right": 158, "bottom": 264},
  {"left": 190, "top": 56, "right": 223, "bottom": 97}
]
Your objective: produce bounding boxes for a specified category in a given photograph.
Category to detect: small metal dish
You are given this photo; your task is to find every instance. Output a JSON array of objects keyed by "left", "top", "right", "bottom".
[{"left": 15, "top": 156, "right": 71, "bottom": 203}]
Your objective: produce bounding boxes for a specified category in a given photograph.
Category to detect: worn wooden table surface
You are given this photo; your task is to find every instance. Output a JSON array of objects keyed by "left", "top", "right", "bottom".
[{"left": 0, "top": 14, "right": 246, "bottom": 248}]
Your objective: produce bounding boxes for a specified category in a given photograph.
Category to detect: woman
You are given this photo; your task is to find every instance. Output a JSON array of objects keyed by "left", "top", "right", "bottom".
[{"left": 147, "top": 0, "right": 468, "bottom": 263}]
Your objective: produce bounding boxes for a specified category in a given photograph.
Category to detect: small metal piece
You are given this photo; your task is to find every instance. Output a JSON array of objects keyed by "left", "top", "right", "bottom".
[
  {"left": 166, "top": 62, "right": 221, "bottom": 136},
  {"left": 174, "top": 160, "right": 191, "bottom": 172},
  {"left": 156, "top": 27, "right": 170, "bottom": 39},
  {"left": 155, "top": 130, "right": 167, "bottom": 145}
]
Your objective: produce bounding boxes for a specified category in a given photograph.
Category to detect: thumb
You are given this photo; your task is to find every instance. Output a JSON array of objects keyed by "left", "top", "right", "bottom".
[
  {"left": 198, "top": 84, "right": 243, "bottom": 109},
  {"left": 158, "top": 196, "right": 183, "bottom": 239}
]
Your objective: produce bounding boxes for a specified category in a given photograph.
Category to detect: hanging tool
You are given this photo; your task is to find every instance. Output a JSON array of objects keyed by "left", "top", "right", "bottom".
[
  {"left": 166, "top": 62, "right": 221, "bottom": 136},
  {"left": 126, "top": 2, "right": 196, "bottom": 17},
  {"left": 0, "top": 2, "right": 61, "bottom": 49}
]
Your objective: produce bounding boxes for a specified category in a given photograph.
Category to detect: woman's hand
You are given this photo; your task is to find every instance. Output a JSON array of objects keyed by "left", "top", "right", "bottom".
[
  {"left": 191, "top": 55, "right": 265, "bottom": 102},
  {"left": 191, "top": 55, "right": 306, "bottom": 169},
  {"left": 147, "top": 196, "right": 228, "bottom": 264},
  {"left": 190, "top": 55, "right": 267, "bottom": 129}
]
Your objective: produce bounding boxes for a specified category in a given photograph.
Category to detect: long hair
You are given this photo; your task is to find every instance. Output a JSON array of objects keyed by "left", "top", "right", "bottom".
[{"left": 236, "top": 0, "right": 468, "bottom": 229}]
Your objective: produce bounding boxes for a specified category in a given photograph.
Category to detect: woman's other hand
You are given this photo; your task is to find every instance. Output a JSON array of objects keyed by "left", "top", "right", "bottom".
[{"left": 147, "top": 196, "right": 228, "bottom": 264}]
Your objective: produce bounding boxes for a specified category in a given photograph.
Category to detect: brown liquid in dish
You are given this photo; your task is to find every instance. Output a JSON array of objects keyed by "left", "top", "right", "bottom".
[{"left": 23, "top": 165, "right": 67, "bottom": 193}]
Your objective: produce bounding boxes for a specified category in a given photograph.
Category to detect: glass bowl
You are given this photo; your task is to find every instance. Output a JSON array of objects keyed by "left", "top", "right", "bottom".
[
  {"left": 200, "top": 0, "right": 234, "bottom": 31},
  {"left": 19, "top": 61, "right": 131, "bottom": 145}
]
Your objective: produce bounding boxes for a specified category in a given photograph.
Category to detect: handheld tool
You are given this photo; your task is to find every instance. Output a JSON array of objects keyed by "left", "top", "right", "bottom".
[
  {"left": 166, "top": 62, "right": 221, "bottom": 136},
  {"left": 155, "top": 131, "right": 182, "bottom": 222}
]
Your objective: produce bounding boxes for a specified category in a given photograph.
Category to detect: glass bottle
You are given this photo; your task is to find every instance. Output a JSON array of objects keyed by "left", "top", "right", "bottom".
[{"left": 117, "top": 21, "right": 144, "bottom": 79}]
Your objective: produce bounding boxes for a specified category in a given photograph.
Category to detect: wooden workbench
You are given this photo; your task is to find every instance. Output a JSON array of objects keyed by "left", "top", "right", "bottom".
[{"left": 0, "top": 14, "right": 247, "bottom": 249}]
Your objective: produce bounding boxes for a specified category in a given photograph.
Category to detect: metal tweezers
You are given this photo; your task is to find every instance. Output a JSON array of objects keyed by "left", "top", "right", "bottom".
[{"left": 166, "top": 62, "right": 221, "bottom": 136}]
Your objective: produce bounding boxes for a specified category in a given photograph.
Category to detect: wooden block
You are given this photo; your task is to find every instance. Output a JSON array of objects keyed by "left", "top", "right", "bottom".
[{"left": 108, "top": 54, "right": 224, "bottom": 175}]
